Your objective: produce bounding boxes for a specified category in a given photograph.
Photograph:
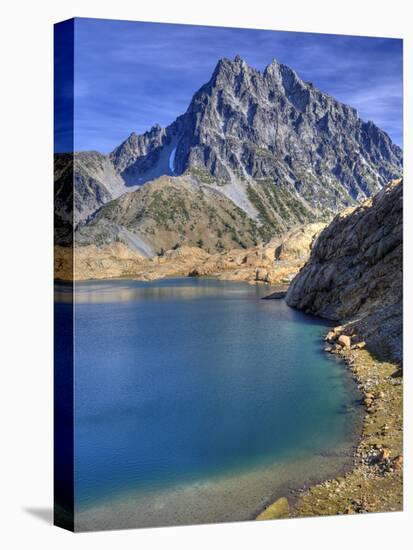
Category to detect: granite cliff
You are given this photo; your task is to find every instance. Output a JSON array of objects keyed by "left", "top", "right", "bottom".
[{"left": 286, "top": 179, "right": 402, "bottom": 361}]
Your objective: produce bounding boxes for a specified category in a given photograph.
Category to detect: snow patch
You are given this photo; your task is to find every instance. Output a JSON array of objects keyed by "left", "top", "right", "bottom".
[{"left": 169, "top": 146, "right": 177, "bottom": 174}]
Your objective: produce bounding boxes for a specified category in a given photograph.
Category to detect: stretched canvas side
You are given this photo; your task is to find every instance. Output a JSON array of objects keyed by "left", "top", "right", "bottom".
[{"left": 54, "top": 18, "right": 75, "bottom": 532}]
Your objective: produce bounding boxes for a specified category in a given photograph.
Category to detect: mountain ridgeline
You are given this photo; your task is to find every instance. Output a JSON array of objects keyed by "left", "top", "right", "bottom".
[{"left": 55, "top": 56, "right": 402, "bottom": 255}]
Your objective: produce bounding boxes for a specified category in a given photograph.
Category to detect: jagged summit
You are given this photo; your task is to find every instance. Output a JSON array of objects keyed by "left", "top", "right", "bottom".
[
  {"left": 55, "top": 56, "right": 402, "bottom": 238},
  {"left": 214, "top": 54, "right": 249, "bottom": 69},
  {"left": 209, "top": 56, "right": 317, "bottom": 103},
  {"left": 107, "top": 56, "right": 401, "bottom": 206},
  {"left": 206, "top": 55, "right": 254, "bottom": 90}
]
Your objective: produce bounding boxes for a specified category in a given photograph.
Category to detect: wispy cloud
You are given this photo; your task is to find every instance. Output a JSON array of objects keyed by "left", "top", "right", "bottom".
[{"left": 65, "top": 18, "right": 403, "bottom": 153}]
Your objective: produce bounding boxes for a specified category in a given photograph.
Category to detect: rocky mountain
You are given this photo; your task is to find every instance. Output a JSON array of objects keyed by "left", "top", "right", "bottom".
[
  {"left": 110, "top": 124, "right": 170, "bottom": 184},
  {"left": 286, "top": 179, "right": 402, "bottom": 361},
  {"left": 75, "top": 175, "right": 265, "bottom": 256},
  {"left": 56, "top": 55, "right": 402, "bottom": 254},
  {"left": 108, "top": 56, "right": 402, "bottom": 212},
  {"left": 54, "top": 151, "right": 139, "bottom": 242}
]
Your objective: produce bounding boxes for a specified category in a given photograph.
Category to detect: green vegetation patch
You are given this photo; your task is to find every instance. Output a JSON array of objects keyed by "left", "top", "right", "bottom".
[{"left": 187, "top": 166, "right": 228, "bottom": 186}]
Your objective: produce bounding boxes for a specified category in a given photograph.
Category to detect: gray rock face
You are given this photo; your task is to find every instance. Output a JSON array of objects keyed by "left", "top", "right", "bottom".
[
  {"left": 56, "top": 56, "right": 403, "bottom": 251},
  {"left": 54, "top": 151, "right": 139, "bottom": 240},
  {"left": 110, "top": 124, "right": 170, "bottom": 184},
  {"left": 109, "top": 56, "right": 402, "bottom": 212},
  {"left": 286, "top": 179, "right": 402, "bottom": 360}
]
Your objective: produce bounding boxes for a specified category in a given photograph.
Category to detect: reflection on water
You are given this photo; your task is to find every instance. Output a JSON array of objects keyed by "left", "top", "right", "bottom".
[
  {"left": 56, "top": 278, "right": 273, "bottom": 304},
  {"left": 54, "top": 281, "right": 73, "bottom": 304}
]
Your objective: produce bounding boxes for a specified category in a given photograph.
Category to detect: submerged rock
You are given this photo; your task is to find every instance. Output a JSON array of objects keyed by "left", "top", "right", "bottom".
[{"left": 263, "top": 289, "right": 288, "bottom": 300}]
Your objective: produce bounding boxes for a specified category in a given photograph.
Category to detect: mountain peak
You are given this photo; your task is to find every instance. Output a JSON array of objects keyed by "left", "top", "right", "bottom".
[
  {"left": 264, "top": 58, "right": 300, "bottom": 85},
  {"left": 233, "top": 54, "right": 248, "bottom": 68},
  {"left": 267, "top": 57, "right": 280, "bottom": 68},
  {"left": 112, "top": 56, "right": 402, "bottom": 212},
  {"left": 150, "top": 123, "right": 162, "bottom": 133},
  {"left": 62, "top": 55, "right": 403, "bottom": 253},
  {"left": 211, "top": 55, "right": 250, "bottom": 81}
]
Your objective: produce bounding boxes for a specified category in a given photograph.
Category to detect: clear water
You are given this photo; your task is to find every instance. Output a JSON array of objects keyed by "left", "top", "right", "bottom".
[{"left": 56, "top": 278, "right": 361, "bottom": 523}]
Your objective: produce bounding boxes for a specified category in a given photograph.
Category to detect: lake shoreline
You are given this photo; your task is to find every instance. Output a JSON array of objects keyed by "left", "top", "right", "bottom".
[
  {"left": 75, "top": 446, "right": 362, "bottom": 531},
  {"left": 69, "top": 277, "right": 366, "bottom": 531},
  {"left": 251, "top": 442, "right": 360, "bottom": 521},
  {"left": 55, "top": 222, "right": 326, "bottom": 287},
  {"left": 256, "top": 337, "right": 403, "bottom": 519},
  {"left": 60, "top": 276, "right": 402, "bottom": 526}
]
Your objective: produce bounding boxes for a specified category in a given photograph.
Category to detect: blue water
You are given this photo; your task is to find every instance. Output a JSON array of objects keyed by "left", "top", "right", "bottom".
[{"left": 58, "top": 278, "right": 360, "bottom": 511}]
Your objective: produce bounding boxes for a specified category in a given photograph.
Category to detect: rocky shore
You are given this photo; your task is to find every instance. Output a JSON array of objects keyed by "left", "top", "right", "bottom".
[
  {"left": 257, "top": 180, "right": 403, "bottom": 520},
  {"left": 256, "top": 328, "right": 403, "bottom": 520},
  {"left": 286, "top": 179, "right": 402, "bottom": 361}
]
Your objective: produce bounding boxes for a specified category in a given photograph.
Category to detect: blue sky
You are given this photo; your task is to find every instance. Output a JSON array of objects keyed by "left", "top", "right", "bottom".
[{"left": 59, "top": 18, "right": 403, "bottom": 152}]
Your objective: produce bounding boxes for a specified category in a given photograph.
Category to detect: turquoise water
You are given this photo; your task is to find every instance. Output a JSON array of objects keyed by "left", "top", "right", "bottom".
[{"left": 65, "top": 278, "right": 360, "bottom": 517}]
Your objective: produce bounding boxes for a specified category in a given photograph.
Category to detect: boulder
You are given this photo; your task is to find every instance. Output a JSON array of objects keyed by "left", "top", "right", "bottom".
[
  {"left": 353, "top": 341, "right": 366, "bottom": 350},
  {"left": 393, "top": 454, "right": 403, "bottom": 470},
  {"left": 325, "top": 330, "right": 337, "bottom": 343},
  {"left": 337, "top": 334, "right": 351, "bottom": 349},
  {"left": 256, "top": 497, "right": 289, "bottom": 520},
  {"left": 378, "top": 448, "right": 391, "bottom": 462}
]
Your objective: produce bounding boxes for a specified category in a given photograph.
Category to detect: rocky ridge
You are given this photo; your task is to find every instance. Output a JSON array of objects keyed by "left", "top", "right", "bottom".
[
  {"left": 286, "top": 179, "right": 402, "bottom": 361},
  {"left": 75, "top": 175, "right": 264, "bottom": 257},
  {"left": 55, "top": 56, "right": 402, "bottom": 251},
  {"left": 110, "top": 56, "right": 402, "bottom": 212},
  {"left": 54, "top": 151, "right": 140, "bottom": 242}
]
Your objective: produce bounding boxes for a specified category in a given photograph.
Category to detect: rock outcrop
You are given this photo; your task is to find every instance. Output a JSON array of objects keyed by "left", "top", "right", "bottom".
[
  {"left": 55, "top": 242, "right": 147, "bottom": 281},
  {"left": 188, "top": 222, "right": 325, "bottom": 284},
  {"left": 56, "top": 222, "right": 325, "bottom": 284},
  {"left": 286, "top": 179, "right": 402, "bottom": 361}
]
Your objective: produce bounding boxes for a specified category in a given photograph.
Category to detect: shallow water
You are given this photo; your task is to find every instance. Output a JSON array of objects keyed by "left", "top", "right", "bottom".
[{"left": 56, "top": 278, "right": 361, "bottom": 529}]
